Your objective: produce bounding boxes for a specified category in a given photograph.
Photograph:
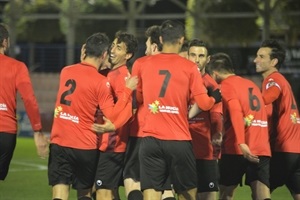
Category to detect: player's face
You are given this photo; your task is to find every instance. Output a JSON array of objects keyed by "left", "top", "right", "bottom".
[
  {"left": 145, "top": 37, "right": 158, "bottom": 56},
  {"left": 254, "top": 47, "right": 275, "bottom": 73},
  {"left": 188, "top": 46, "right": 208, "bottom": 73},
  {"left": 109, "top": 38, "right": 128, "bottom": 67}
]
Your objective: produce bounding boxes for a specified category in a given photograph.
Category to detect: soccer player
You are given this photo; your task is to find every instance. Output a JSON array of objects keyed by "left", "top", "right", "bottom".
[
  {"left": 187, "top": 39, "right": 223, "bottom": 200},
  {"left": 206, "top": 53, "right": 271, "bottom": 200},
  {"left": 254, "top": 39, "right": 300, "bottom": 200},
  {"left": 124, "top": 25, "right": 175, "bottom": 200},
  {"left": 134, "top": 20, "right": 221, "bottom": 200},
  {"left": 0, "top": 23, "right": 48, "bottom": 181},
  {"left": 178, "top": 39, "right": 189, "bottom": 58},
  {"left": 94, "top": 31, "right": 138, "bottom": 200},
  {"left": 48, "top": 32, "right": 137, "bottom": 200}
]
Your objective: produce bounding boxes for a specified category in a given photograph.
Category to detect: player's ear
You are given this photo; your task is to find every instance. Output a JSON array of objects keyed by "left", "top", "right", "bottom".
[
  {"left": 159, "top": 36, "right": 163, "bottom": 44},
  {"left": 179, "top": 37, "right": 184, "bottom": 45},
  {"left": 125, "top": 52, "right": 133, "bottom": 61},
  {"left": 207, "top": 55, "right": 211, "bottom": 64},
  {"left": 271, "top": 58, "right": 278, "bottom": 68},
  {"left": 1, "top": 38, "right": 8, "bottom": 50},
  {"left": 102, "top": 50, "right": 108, "bottom": 59}
]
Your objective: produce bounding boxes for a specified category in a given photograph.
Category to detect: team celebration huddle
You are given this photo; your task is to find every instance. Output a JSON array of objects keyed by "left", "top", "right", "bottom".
[{"left": 0, "top": 19, "right": 300, "bottom": 200}]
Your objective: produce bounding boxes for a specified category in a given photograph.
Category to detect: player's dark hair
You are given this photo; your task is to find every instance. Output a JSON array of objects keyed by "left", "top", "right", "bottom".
[
  {"left": 206, "top": 52, "right": 234, "bottom": 74},
  {"left": 0, "top": 23, "right": 9, "bottom": 48},
  {"left": 85, "top": 32, "right": 110, "bottom": 58},
  {"left": 115, "top": 31, "right": 138, "bottom": 60},
  {"left": 145, "top": 25, "right": 162, "bottom": 51},
  {"left": 188, "top": 39, "right": 208, "bottom": 54},
  {"left": 260, "top": 39, "right": 285, "bottom": 70},
  {"left": 160, "top": 20, "right": 185, "bottom": 44}
]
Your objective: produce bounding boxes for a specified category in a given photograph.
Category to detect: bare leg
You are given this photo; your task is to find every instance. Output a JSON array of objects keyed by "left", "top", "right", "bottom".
[
  {"left": 178, "top": 187, "right": 197, "bottom": 200},
  {"left": 292, "top": 193, "right": 300, "bottom": 200},
  {"left": 144, "top": 188, "right": 162, "bottom": 200},
  {"left": 219, "top": 184, "right": 237, "bottom": 200},
  {"left": 197, "top": 191, "right": 218, "bottom": 200},
  {"left": 162, "top": 189, "right": 176, "bottom": 199},
  {"left": 124, "top": 178, "right": 141, "bottom": 197},
  {"left": 52, "top": 184, "right": 70, "bottom": 200},
  {"left": 250, "top": 180, "right": 270, "bottom": 200},
  {"left": 96, "top": 188, "right": 113, "bottom": 200}
]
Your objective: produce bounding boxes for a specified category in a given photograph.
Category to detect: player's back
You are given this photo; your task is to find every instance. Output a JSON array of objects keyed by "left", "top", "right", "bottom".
[
  {"left": 51, "top": 63, "right": 114, "bottom": 149},
  {"left": 221, "top": 75, "right": 270, "bottom": 156},
  {"left": 139, "top": 53, "right": 206, "bottom": 141},
  {"left": 0, "top": 54, "right": 33, "bottom": 132}
]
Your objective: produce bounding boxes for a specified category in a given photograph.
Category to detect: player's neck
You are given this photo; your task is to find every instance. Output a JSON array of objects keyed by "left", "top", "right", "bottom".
[
  {"left": 0, "top": 48, "right": 4, "bottom": 55},
  {"left": 111, "top": 62, "right": 126, "bottom": 70},
  {"left": 81, "top": 57, "right": 101, "bottom": 70},
  {"left": 262, "top": 68, "right": 278, "bottom": 79},
  {"left": 222, "top": 73, "right": 235, "bottom": 80},
  {"left": 162, "top": 44, "right": 181, "bottom": 54}
]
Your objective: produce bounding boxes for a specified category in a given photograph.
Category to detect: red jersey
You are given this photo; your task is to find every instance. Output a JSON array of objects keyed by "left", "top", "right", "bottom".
[
  {"left": 0, "top": 54, "right": 41, "bottom": 133},
  {"left": 262, "top": 72, "right": 300, "bottom": 153},
  {"left": 221, "top": 75, "right": 270, "bottom": 156},
  {"left": 99, "top": 65, "right": 132, "bottom": 152},
  {"left": 189, "top": 73, "right": 223, "bottom": 160},
  {"left": 135, "top": 53, "right": 213, "bottom": 141},
  {"left": 51, "top": 63, "right": 132, "bottom": 150},
  {"left": 129, "top": 57, "right": 148, "bottom": 138}
]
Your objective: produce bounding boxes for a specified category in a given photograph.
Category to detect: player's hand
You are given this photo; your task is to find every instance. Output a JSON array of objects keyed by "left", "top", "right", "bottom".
[
  {"left": 125, "top": 75, "right": 138, "bottom": 91},
  {"left": 33, "top": 131, "right": 49, "bottom": 159},
  {"left": 211, "top": 132, "right": 222, "bottom": 146},
  {"left": 239, "top": 143, "right": 259, "bottom": 163},
  {"left": 92, "top": 117, "right": 116, "bottom": 133},
  {"left": 207, "top": 87, "right": 222, "bottom": 103}
]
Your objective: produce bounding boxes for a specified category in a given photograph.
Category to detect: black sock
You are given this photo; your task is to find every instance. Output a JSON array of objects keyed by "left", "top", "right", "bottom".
[
  {"left": 128, "top": 190, "right": 143, "bottom": 200},
  {"left": 163, "top": 198, "right": 176, "bottom": 200}
]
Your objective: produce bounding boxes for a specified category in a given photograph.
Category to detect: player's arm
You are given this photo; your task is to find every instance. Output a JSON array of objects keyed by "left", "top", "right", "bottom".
[
  {"left": 17, "top": 64, "right": 49, "bottom": 158},
  {"left": 95, "top": 76, "right": 138, "bottom": 132},
  {"left": 262, "top": 85, "right": 280, "bottom": 105},
  {"left": 17, "top": 64, "right": 42, "bottom": 131},
  {"left": 132, "top": 59, "right": 143, "bottom": 104},
  {"left": 227, "top": 99, "right": 259, "bottom": 163},
  {"left": 191, "top": 67, "right": 221, "bottom": 111},
  {"left": 193, "top": 92, "right": 220, "bottom": 111},
  {"left": 188, "top": 103, "right": 202, "bottom": 119},
  {"left": 210, "top": 110, "right": 223, "bottom": 146}
]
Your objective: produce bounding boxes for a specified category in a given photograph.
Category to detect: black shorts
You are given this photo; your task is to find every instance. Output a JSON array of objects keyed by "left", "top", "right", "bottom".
[
  {"left": 94, "top": 152, "right": 124, "bottom": 190},
  {"left": 196, "top": 159, "right": 219, "bottom": 192},
  {"left": 0, "top": 132, "right": 17, "bottom": 180},
  {"left": 48, "top": 144, "right": 99, "bottom": 190},
  {"left": 219, "top": 154, "right": 270, "bottom": 188},
  {"left": 139, "top": 137, "right": 197, "bottom": 193},
  {"left": 123, "top": 137, "right": 141, "bottom": 181},
  {"left": 270, "top": 152, "right": 300, "bottom": 194}
]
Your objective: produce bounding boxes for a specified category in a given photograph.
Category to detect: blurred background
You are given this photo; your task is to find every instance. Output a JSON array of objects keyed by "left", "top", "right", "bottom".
[{"left": 0, "top": 0, "right": 299, "bottom": 135}]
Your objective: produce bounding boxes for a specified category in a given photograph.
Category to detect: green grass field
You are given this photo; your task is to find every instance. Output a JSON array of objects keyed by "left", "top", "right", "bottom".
[{"left": 0, "top": 137, "right": 292, "bottom": 200}]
